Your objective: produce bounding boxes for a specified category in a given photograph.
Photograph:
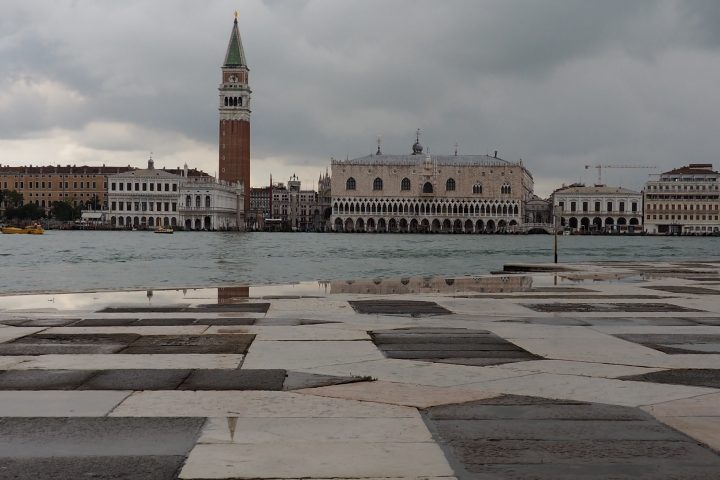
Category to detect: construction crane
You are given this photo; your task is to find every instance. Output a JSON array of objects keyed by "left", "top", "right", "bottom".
[{"left": 584, "top": 164, "right": 657, "bottom": 185}]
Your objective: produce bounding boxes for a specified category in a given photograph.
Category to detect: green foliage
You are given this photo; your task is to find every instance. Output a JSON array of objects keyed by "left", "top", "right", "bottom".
[
  {"left": 4, "top": 203, "right": 45, "bottom": 220},
  {"left": 50, "top": 201, "right": 82, "bottom": 221},
  {"left": 1, "top": 189, "right": 24, "bottom": 208}
]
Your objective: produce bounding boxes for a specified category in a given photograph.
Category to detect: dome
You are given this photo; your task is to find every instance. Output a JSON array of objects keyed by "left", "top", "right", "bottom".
[{"left": 412, "top": 141, "right": 423, "bottom": 155}]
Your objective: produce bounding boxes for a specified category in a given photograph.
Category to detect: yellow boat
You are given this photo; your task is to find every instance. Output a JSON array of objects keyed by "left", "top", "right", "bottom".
[
  {"left": 154, "top": 226, "right": 173, "bottom": 234},
  {"left": 1, "top": 225, "right": 44, "bottom": 235}
]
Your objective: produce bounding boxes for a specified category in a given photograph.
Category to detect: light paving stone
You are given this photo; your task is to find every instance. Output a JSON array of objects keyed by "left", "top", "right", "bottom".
[
  {"left": 464, "top": 373, "right": 719, "bottom": 407},
  {"left": 306, "top": 358, "right": 533, "bottom": 387},
  {"left": 0, "top": 356, "right": 32, "bottom": 369},
  {"left": 203, "top": 325, "right": 370, "bottom": 341},
  {"left": 197, "top": 416, "right": 432, "bottom": 444},
  {"left": 13, "top": 354, "right": 244, "bottom": 370},
  {"left": 654, "top": 416, "right": 720, "bottom": 450},
  {"left": 0, "top": 327, "right": 44, "bottom": 343},
  {"left": 0, "top": 391, "right": 131, "bottom": 416},
  {"left": 297, "top": 380, "right": 499, "bottom": 408},
  {"left": 44, "top": 326, "right": 209, "bottom": 335},
  {"left": 241, "top": 340, "right": 385, "bottom": 370},
  {"left": 487, "top": 359, "right": 666, "bottom": 379},
  {"left": 110, "top": 390, "right": 418, "bottom": 418},
  {"left": 642, "top": 392, "right": 720, "bottom": 417},
  {"left": 179, "top": 442, "right": 454, "bottom": 479}
]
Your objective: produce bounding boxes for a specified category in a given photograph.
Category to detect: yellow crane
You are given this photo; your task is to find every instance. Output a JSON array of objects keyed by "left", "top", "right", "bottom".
[{"left": 584, "top": 164, "right": 657, "bottom": 185}]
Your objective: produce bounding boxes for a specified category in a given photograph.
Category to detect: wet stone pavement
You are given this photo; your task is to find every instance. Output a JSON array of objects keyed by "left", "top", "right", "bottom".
[{"left": 0, "top": 260, "right": 720, "bottom": 479}]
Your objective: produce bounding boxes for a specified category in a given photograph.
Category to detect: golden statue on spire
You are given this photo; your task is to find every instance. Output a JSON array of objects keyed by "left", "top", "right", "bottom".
[{"left": 234, "top": 11, "right": 239, "bottom": 19}]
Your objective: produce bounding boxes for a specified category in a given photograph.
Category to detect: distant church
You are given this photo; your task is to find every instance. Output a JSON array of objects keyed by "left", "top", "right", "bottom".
[{"left": 218, "top": 14, "right": 252, "bottom": 214}]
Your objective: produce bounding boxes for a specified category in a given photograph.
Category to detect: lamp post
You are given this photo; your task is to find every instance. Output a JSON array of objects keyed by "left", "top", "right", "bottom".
[{"left": 553, "top": 205, "right": 562, "bottom": 264}]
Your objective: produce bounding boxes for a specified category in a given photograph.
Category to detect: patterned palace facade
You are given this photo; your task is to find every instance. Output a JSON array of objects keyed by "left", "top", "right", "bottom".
[{"left": 330, "top": 136, "right": 534, "bottom": 233}]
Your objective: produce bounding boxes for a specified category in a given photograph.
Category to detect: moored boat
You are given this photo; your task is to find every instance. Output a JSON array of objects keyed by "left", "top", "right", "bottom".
[
  {"left": 154, "top": 226, "right": 173, "bottom": 234},
  {"left": 1, "top": 224, "right": 44, "bottom": 234}
]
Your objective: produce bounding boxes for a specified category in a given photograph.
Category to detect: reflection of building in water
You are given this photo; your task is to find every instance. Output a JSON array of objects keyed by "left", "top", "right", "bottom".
[
  {"left": 330, "top": 275, "right": 532, "bottom": 295},
  {"left": 217, "top": 286, "right": 250, "bottom": 303}
]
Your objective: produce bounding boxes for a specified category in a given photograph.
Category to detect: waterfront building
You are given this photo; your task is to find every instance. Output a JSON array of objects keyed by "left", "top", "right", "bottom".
[
  {"left": 551, "top": 184, "right": 642, "bottom": 233},
  {"left": 0, "top": 164, "right": 134, "bottom": 213},
  {"left": 268, "top": 175, "right": 322, "bottom": 231},
  {"left": 107, "top": 158, "right": 244, "bottom": 230},
  {"left": 179, "top": 174, "right": 245, "bottom": 231},
  {"left": 218, "top": 14, "right": 252, "bottom": 215},
  {"left": 643, "top": 163, "right": 720, "bottom": 235},
  {"left": 330, "top": 134, "right": 533, "bottom": 233},
  {"left": 249, "top": 185, "right": 272, "bottom": 230},
  {"left": 523, "top": 195, "right": 553, "bottom": 233},
  {"left": 317, "top": 169, "right": 332, "bottom": 231}
]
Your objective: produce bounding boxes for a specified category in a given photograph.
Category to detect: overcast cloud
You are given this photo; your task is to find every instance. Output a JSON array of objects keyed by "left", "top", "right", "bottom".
[{"left": 2, "top": 0, "right": 720, "bottom": 195}]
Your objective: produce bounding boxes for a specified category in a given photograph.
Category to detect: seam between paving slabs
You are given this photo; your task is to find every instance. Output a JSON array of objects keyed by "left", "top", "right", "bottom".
[
  {"left": 103, "top": 391, "right": 135, "bottom": 417},
  {"left": 639, "top": 390, "right": 720, "bottom": 408}
]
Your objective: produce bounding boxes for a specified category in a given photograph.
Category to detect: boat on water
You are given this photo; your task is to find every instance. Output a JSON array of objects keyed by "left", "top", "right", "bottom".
[
  {"left": 1, "top": 224, "right": 45, "bottom": 235},
  {"left": 154, "top": 226, "right": 174, "bottom": 234}
]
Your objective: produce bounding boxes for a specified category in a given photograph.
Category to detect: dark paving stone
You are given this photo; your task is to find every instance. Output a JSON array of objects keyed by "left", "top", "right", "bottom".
[
  {"left": 616, "top": 333, "right": 720, "bottom": 354},
  {"left": 16, "top": 318, "right": 80, "bottom": 327},
  {"left": 0, "top": 318, "right": 34, "bottom": 326},
  {"left": 196, "top": 317, "right": 257, "bottom": 326},
  {"left": 282, "top": 371, "right": 366, "bottom": 390},
  {"left": 370, "top": 327, "right": 538, "bottom": 366},
  {"left": 0, "top": 370, "right": 95, "bottom": 390},
  {"left": 0, "top": 417, "right": 204, "bottom": 456},
  {"left": 253, "top": 318, "right": 339, "bottom": 326},
  {"left": 621, "top": 369, "right": 720, "bottom": 388},
  {"left": 179, "top": 369, "right": 286, "bottom": 390},
  {"left": 692, "top": 317, "right": 720, "bottom": 326},
  {"left": 194, "top": 303, "right": 270, "bottom": 313},
  {"left": 133, "top": 317, "right": 198, "bottom": 326},
  {"left": 500, "top": 318, "right": 590, "bottom": 326},
  {"left": 530, "top": 287, "right": 597, "bottom": 293},
  {"left": 423, "top": 395, "right": 720, "bottom": 480},
  {"left": 460, "top": 294, "right": 670, "bottom": 299},
  {"left": 69, "top": 318, "right": 139, "bottom": 327},
  {"left": 78, "top": 369, "right": 191, "bottom": 390},
  {"left": 525, "top": 303, "right": 703, "bottom": 313},
  {"left": 99, "top": 303, "right": 270, "bottom": 314},
  {"left": 0, "top": 344, "right": 126, "bottom": 355},
  {"left": 0, "top": 456, "right": 186, "bottom": 480},
  {"left": 122, "top": 334, "right": 254, "bottom": 355},
  {"left": 643, "top": 286, "right": 720, "bottom": 295},
  {"left": 349, "top": 300, "right": 452, "bottom": 316},
  {"left": 12, "top": 333, "right": 140, "bottom": 345}
]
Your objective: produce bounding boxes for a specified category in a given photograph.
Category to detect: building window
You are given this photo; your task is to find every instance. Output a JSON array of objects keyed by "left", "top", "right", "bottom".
[
  {"left": 195, "top": 196, "right": 201, "bottom": 207},
  {"left": 172, "top": 202, "right": 177, "bottom": 212},
  {"left": 205, "top": 196, "right": 211, "bottom": 208},
  {"left": 631, "top": 202, "right": 638, "bottom": 212},
  {"left": 346, "top": 177, "right": 356, "bottom": 190},
  {"left": 165, "top": 183, "right": 169, "bottom": 192},
  {"left": 582, "top": 202, "right": 588, "bottom": 212},
  {"left": 373, "top": 177, "right": 383, "bottom": 191},
  {"left": 401, "top": 178, "right": 411, "bottom": 191},
  {"left": 150, "top": 183, "right": 154, "bottom": 191},
  {"left": 619, "top": 201, "right": 625, "bottom": 212},
  {"left": 164, "top": 202, "right": 170, "bottom": 212},
  {"left": 142, "top": 183, "right": 147, "bottom": 191},
  {"left": 570, "top": 202, "right": 576, "bottom": 212},
  {"left": 111, "top": 201, "right": 116, "bottom": 210},
  {"left": 126, "top": 183, "right": 131, "bottom": 191},
  {"left": 423, "top": 182, "right": 434, "bottom": 194},
  {"left": 172, "top": 184, "right": 177, "bottom": 192},
  {"left": 473, "top": 184, "right": 482, "bottom": 194},
  {"left": 119, "top": 183, "right": 123, "bottom": 191},
  {"left": 501, "top": 183, "right": 511, "bottom": 194},
  {"left": 607, "top": 201, "right": 613, "bottom": 212},
  {"left": 446, "top": 178, "right": 456, "bottom": 191},
  {"left": 595, "top": 201, "right": 601, "bottom": 212},
  {"left": 135, "top": 183, "right": 140, "bottom": 191}
]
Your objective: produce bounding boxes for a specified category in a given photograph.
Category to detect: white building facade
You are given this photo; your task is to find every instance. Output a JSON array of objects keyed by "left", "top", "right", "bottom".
[
  {"left": 179, "top": 176, "right": 244, "bottom": 231},
  {"left": 330, "top": 137, "right": 533, "bottom": 233},
  {"left": 552, "top": 184, "right": 642, "bottom": 233},
  {"left": 107, "top": 159, "right": 244, "bottom": 230},
  {"left": 644, "top": 164, "right": 720, "bottom": 235},
  {"left": 107, "top": 159, "right": 182, "bottom": 229}
]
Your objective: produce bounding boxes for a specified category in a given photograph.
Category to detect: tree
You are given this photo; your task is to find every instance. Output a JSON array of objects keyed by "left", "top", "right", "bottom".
[
  {"left": 5, "top": 203, "right": 45, "bottom": 220},
  {"left": 1, "top": 189, "right": 23, "bottom": 209},
  {"left": 50, "top": 200, "right": 82, "bottom": 221}
]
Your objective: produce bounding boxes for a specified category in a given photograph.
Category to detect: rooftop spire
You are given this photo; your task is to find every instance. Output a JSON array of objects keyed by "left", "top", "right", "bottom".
[{"left": 224, "top": 13, "right": 247, "bottom": 67}]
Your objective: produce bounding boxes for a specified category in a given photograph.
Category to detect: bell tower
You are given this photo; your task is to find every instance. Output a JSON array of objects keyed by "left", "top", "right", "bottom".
[{"left": 219, "top": 13, "right": 251, "bottom": 213}]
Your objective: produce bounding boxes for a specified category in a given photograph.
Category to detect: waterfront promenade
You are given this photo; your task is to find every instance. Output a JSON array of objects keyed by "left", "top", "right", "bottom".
[{"left": 1, "top": 261, "right": 720, "bottom": 478}]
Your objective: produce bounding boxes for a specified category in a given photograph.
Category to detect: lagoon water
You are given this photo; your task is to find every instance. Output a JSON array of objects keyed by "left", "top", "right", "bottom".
[{"left": 0, "top": 231, "right": 718, "bottom": 294}]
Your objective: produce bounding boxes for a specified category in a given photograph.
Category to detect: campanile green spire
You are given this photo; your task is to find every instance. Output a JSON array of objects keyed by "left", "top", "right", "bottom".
[{"left": 223, "top": 15, "right": 247, "bottom": 67}]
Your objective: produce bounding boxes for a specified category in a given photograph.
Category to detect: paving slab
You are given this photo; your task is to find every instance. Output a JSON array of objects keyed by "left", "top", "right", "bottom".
[
  {"left": 179, "top": 442, "right": 454, "bottom": 479},
  {"left": 0, "top": 343, "right": 127, "bottom": 355},
  {"left": 15, "top": 353, "right": 244, "bottom": 370},
  {"left": 349, "top": 300, "right": 452, "bottom": 316},
  {"left": 196, "top": 416, "right": 433, "bottom": 444},
  {"left": 524, "top": 302, "right": 703, "bottom": 313},
  {"left": 122, "top": 334, "right": 254, "bottom": 355},
  {"left": 297, "top": 380, "right": 499, "bottom": 408},
  {"left": 179, "top": 369, "right": 286, "bottom": 391},
  {"left": 489, "top": 360, "right": 665, "bottom": 379},
  {"left": 282, "top": 371, "right": 365, "bottom": 390},
  {"left": 0, "top": 456, "right": 187, "bottom": 480},
  {"left": 205, "top": 325, "right": 370, "bottom": 340},
  {"left": 45, "top": 325, "right": 209, "bottom": 336},
  {"left": 621, "top": 369, "right": 720, "bottom": 388},
  {"left": 242, "top": 340, "right": 385, "bottom": 370},
  {"left": 110, "top": 390, "right": 418, "bottom": 418},
  {"left": 464, "top": 372, "right": 718, "bottom": 407},
  {"left": 79, "top": 369, "right": 192, "bottom": 390},
  {"left": 0, "top": 417, "right": 204, "bottom": 457},
  {"left": 0, "top": 391, "right": 131, "bottom": 416},
  {"left": 642, "top": 392, "right": 720, "bottom": 417},
  {"left": 14, "top": 318, "right": 79, "bottom": 327},
  {"left": 655, "top": 416, "right": 720, "bottom": 451},
  {"left": 643, "top": 286, "right": 720, "bottom": 295},
  {"left": 0, "top": 369, "right": 95, "bottom": 390},
  {"left": 69, "top": 318, "right": 138, "bottom": 327},
  {"left": 0, "top": 327, "right": 45, "bottom": 343}
]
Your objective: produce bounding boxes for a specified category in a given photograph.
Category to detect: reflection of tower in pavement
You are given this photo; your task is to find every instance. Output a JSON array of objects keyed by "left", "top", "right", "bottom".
[{"left": 217, "top": 286, "right": 249, "bottom": 304}]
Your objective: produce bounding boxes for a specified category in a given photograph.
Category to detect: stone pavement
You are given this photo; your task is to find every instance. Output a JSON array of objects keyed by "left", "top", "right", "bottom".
[{"left": 0, "top": 260, "right": 720, "bottom": 479}]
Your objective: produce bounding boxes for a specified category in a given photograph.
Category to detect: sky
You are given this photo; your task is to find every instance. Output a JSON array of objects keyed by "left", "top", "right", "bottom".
[{"left": 2, "top": 0, "right": 720, "bottom": 196}]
